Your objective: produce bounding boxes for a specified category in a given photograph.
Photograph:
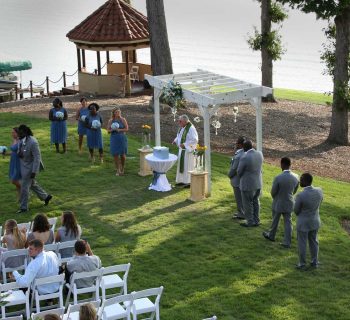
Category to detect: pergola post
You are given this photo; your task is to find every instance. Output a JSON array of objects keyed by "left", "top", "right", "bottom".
[
  {"left": 202, "top": 106, "right": 212, "bottom": 195},
  {"left": 250, "top": 97, "right": 263, "bottom": 151},
  {"left": 154, "top": 88, "right": 162, "bottom": 146}
]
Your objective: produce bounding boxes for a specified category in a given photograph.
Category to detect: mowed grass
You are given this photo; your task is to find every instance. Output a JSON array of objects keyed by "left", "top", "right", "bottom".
[
  {"left": 275, "top": 88, "right": 333, "bottom": 105},
  {"left": 0, "top": 113, "right": 350, "bottom": 320}
]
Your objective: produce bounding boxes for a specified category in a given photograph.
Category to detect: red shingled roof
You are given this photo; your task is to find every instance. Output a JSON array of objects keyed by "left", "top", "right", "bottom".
[{"left": 67, "top": 0, "right": 149, "bottom": 44}]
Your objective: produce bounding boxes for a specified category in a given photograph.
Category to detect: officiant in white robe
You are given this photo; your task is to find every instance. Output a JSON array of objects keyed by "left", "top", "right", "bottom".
[{"left": 173, "top": 115, "right": 198, "bottom": 185}]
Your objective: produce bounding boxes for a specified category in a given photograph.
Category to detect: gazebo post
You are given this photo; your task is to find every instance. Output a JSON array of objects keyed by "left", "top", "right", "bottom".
[
  {"left": 106, "top": 51, "right": 110, "bottom": 63},
  {"left": 125, "top": 50, "right": 131, "bottom": 95},
  {"left": 76, "top": 48, "right": 81, "bottom": 72},
  {"left": 250, "top": 97, "right": 263, "bottom": 151},
  {"left": 201, "top": 105, "right": 212, "bottom": 195},
  {"left": 82, "top": 49, "right": 86, "bottom": 69},
  {"left": 154, "top": 88, "right": 162, "bottom": 146},
  {"left": 97, "top": 51, "right": 101, "bottom": 75}
]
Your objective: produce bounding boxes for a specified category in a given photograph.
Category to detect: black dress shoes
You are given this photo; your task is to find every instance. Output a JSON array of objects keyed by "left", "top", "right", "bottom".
[
  {"left": 280, "top": 243, "right": 291, "bottom": 249},
  {"left": 240, "top": 223, "right": 255, "bottom": 228},
  {"left": 44, "top": 194, "right": 53, "bottom": 206},
  {"left": 263, "top": 231, "right": 275, "bottom": 242},
  {"left": 295, "top": 264, "right": 307, "bottom": 271},
  {"left": 16, "top": 208, "right": 28, "bottom": 214},
  {"left": 232, "top": 214, "right": 245, "bottom": 220}
]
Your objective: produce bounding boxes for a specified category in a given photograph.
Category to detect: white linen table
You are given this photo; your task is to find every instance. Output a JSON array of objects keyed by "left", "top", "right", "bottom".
[{"left": 145, "top": 153, "right": 178, "bottom": 192}]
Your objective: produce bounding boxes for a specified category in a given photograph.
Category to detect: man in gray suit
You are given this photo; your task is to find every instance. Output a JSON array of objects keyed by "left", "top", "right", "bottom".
[
  {"left": 17, "top": 124, "right": 52, "bottom": 213},
  {"left": 237, "top": 140, "right": 263, "bottom": 227},
  {"left": 294, "top": 173, "right": 323, "bottom": 269},
  {"left": 263, "top": 157, "right": 299, "bottom": 248},
  {"left": 228, "top": 136, "right": 245, "bottom": 219}
]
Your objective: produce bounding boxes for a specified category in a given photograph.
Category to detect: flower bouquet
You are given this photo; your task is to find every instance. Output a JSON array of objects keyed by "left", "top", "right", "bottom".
[
  {"left": 111, "top": 122, "right": 120, "bottom": 131},
  {"left": 141, "top": 124, "right": 152, "bottom": 150},
  {"left": 55, "top": 111, "right": 64, "bottom": 120},
  {"left": 160, "top": 79, "right": 186, "bottom": 121},
  {"left": 194, "top": 144, "right": 207, "bottom": 172},
  {"left": 80, "top": 115, "right": 87, "bottom": 122},
  {"left": 91, "top": 120, "right": 101, "bottom": 129}
]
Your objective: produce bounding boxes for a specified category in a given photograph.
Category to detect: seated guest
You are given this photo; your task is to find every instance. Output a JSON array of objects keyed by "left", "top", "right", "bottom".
[
  {"left": 1, "top": 219, "right": 27, "bottom": 270},
  {"left": 79, "top": 303, "right": 97, "bottom": 320},
  {"left": 43, "top": 314, "right": 61, "bottom": 320},
  {"left": 55, "top": 211, "right": 82, "bottom": 258},
  {"left": 66, "top": 240, "right": 101, "bottom": 288},
  {"left": 27, "top": 213, "right": 54, "bottom": 245},
  {"left": 12, "top": 239, "right": 60, "bottom": 294}
]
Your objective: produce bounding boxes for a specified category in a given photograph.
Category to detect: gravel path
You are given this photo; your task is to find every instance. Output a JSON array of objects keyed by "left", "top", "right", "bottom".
[{"left": 1, "top": 94, "right": 349, "bottom": 182}]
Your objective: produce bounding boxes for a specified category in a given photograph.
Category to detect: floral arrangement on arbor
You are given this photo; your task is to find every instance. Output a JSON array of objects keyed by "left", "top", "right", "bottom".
[{"left": 160, "top": 79, "right": 186, "bottom": 121}]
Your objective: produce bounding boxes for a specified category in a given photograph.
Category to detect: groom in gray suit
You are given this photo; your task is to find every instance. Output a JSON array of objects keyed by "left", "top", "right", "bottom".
[
  {"left": 263, "top": 157, "right": 299, "bottom": 248},
  {"left": 294, "top": 173, "right": 323, "bottom": 269},
  {"left": 17, "top": 124, "right": 52, "bottom": 213},
  {"left": 237, "top": 140, "right": 263, "bottom": 227},
  {"left": 228, "top": 136, "right": 245, "bottom": 219}
]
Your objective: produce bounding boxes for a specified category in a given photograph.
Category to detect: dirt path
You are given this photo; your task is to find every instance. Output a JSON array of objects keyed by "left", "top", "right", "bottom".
[{"left": 1, "top": 94, "right": 349, "bottom": 182}]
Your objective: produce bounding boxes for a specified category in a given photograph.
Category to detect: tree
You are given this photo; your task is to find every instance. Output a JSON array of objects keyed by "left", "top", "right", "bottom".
[
  {"left": 146, "top": 0, "right": 173, "bottom": 76},
  {"left": 277, "top": 0, "right": 350, "bottom": 145},
  {"left": 248, "top": 0, "right": 287, "bottom": 102}
]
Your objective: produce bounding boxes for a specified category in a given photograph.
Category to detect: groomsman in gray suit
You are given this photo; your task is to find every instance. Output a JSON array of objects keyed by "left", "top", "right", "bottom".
[
  {"left": 228, "top": 136, "right": 245, "bottom": 219},
  {"left": 237, "top": 140, "right": 263, "bottom": 227},
  {"left": 17, "top": 124, "right": 52, "bottom": 213},
  {"left": 263, "top": 157, "right": 299, "bottom": 248},
  {"left": 294, "top": 173, "right": 323, "bottom": 269}
]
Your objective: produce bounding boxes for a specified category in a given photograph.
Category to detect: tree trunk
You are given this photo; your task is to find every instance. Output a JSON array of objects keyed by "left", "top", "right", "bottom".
[
  {"left": 146, "top": 0, "right": 173, "bottom": 76},
  {"left": 261, "top": 0, "right": 275, "bottom": 102},
  {"left": 328, "top": 7, "right": 350, "bottom": 145}
]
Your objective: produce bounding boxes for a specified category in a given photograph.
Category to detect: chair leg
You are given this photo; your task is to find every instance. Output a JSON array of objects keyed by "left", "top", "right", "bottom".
[
  {"left": 65, "top": 288, "right": 72, "bottom": 308},
  {"left": 36, "top": 294, "right": 41, "bottom": 313}
]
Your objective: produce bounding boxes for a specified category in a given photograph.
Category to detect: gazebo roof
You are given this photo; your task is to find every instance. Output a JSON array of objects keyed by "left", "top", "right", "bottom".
[{"left": 66, "top": 0, "right": 149, "bottom": 47}]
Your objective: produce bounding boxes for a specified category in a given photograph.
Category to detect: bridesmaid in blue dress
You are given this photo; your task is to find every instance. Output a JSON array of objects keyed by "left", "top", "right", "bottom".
[
  {"left": 85, "top": 103, "right": 104, "bottom": 163},
  {"left": 9, "top": 127, "right": 21, "bottom": 200},
  {"left": 107, "top": 107, "right": 129, "bottom": 176},
  {"left": 49, "top": 98, "right": 68, "bottom": 153},
  {"left": 75, "top": 97, "right": 89, "bottom": 153}
]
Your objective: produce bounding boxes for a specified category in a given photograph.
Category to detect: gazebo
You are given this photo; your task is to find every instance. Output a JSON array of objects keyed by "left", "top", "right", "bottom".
[
  {"left": 145, "top": 70, "right": 273, "bottom": 195},
  {"left": 66, "top": 0, "right": 152, "bottom": 96}
]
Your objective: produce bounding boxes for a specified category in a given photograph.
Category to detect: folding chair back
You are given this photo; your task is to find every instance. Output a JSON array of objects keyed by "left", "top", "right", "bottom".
[
  {"left": 32, "top": 273, "right": 65, "bottom": 312},
  {"left": 129, "top": 65, "right": 139, "bottom": 82},
  {"left": 64, "top": 300, "right": 100, "bottom": 320},
  {"left": 48, "top": 217, "right": 58, "bottom": 233},
  {"left": 98, "top": 294, "right": 133, "bottom": 320},
  {"left": 1, "top": 248, "right": 28, "bottom": 283},
  {"left": 100, "top": 263, "right": 131, "bottom": 300},
  {"left": 0, "top": 281, "right": 30, "bottom": 319},
  {"left": 2, "top": 316, "right": 23, "bottom": 320},
  {"left": 31, "top": 307, "right": 65, "bottom": 320},
  {"left": 17, "top": 222, "right": 32, "bottom": 237},
  {"left": 131, "top": 286, "right": 164, "bottom": 320},
  {"left": 57, "top": 240, "right": 77, "bottom": 263},
  {"left": 44, "top": 243, "right": 59, "bottom": 253}
]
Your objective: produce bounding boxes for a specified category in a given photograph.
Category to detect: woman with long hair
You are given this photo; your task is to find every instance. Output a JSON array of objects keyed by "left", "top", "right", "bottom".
[
  {"left": 107, "top": 107, "right": 128, "bottom": 176},
  {"left": 8, "top": 127, "right": 21, "bottom": 200},
  {"left": 49, "top": 98, "right": 68, "bottom": 153},
  {"left": 27, "top": 213, "right": 54, "bottom": 245},
  {"left": 76, "top": 97, "right": 89, "bottom": 154},
  {"left": 55, "top": 211, "right": 82, "bottom": 258}
]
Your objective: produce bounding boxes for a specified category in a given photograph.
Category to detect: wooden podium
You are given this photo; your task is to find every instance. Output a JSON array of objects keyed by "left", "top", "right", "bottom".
[
  {"left": 138, "top": 148, "right": 153, "bottom": 176},
  {"left": 189, "top": 171, "right": 208, "bottom": 201}
]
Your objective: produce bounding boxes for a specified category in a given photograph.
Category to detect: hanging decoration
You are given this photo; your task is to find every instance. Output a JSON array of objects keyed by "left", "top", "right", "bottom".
[
  {"left": 212, "top": 120, "right": 221, "bottom": 135},
  {"left": 193, "top": 116, "right": 201, "bottom": 123},
  {"left": 160, "top": 78, "right": 186, "bottom": 121},
  {"left": 232, "top": 106, "right": 239, "bottom": 123}
]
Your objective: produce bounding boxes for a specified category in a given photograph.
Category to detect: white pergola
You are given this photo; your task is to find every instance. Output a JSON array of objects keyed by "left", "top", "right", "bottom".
[{"left": 145, "top": 70, "right": 272, "bottom": 195}]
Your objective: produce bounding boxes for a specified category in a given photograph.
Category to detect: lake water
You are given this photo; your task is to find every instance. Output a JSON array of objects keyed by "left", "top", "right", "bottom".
[{"left": 0, "top": 0, "right": 332, "bottom": 93}]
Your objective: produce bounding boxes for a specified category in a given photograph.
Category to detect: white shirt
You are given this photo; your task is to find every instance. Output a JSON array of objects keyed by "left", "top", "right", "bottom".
[
  {"left": 13, "top": 251, "right": 60, "bottom": 294},
  {"left": 174, "top": 124, "right": 198, "bottom": 152}
]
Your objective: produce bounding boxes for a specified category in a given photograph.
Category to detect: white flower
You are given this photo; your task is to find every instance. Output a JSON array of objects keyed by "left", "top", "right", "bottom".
[
  {"left": 193, "top": 116, "right": 201, "bottom": 123},
  {"left": 56, "top": 111, "right": 64, "bottom": 119},
  {"left": 80, "top": 115, "right": 87, "bottom": 122},
  {"left": 233, "top": 106, "right": 239, "bottom": 114},
  {"left": 111, "top": 122, "right": 119, "bottom": 131},
  {"left": 91, "top": 120, "right": 101, "bottom": 129},
  {"left": 212, "top": 120, "right": 221, "bottom": 129}
]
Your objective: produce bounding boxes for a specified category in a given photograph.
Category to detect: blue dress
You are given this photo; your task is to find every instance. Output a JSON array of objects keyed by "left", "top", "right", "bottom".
[
  {"left": 86, "top": 114, "right": 103, "bottom": 149},
  {"left": 110, "top": 119, "right": 128, "bottom": 156},
  {"left": 9, "top": 143, "right": 21, "bottom": 181},
  {"left": 77, "top": 107, "right": 89, "bottom": 136},
  {"left": 50, "top": 107, "right": 67, "bottom": 144}
]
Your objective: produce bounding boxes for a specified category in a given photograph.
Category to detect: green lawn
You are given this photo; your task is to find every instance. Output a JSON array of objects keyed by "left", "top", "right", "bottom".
[
  {"left": 275, "top": 88, "right": 333, "bottom": 105},
  {"left": 0, "top": 114, "right": 349, "bottom": 320}
]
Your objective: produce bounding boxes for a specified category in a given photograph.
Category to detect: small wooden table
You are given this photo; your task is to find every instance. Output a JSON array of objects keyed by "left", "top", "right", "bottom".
[
  {"left": 189, "top": 171, "right": 208, "bottom": 201},
  {"left": 138, "top": 148, "right": 153, "bottom": 176}
]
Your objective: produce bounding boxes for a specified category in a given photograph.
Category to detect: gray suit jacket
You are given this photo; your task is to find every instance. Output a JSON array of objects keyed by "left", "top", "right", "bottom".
[
  {"left": 271, "top": 170, "right": 299, "bottom": 213},
  {"left": 228, "top": 148, "right": 244, "bottom": 188},
  {"left": 237, "top": 149, "right": 263, "bottom": 191},
  {"left": 18, "top": 136, "right": 44, "bottom": 179},
  {"left": 294, "top": 186, "right": 323, "bottom": 232}
]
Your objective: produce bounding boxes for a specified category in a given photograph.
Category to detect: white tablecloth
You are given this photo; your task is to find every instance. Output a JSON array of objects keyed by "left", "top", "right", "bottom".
[{"left": 145, "top": 153, "right": 178, "bottom": 191}]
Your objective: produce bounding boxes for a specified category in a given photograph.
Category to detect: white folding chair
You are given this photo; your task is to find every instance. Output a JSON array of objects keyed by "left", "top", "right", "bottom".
[
  {"left": 1, "top": 248, "right": 28, "bottom": 283},
  {"left": 97, "top": 294, "right": 133, "bottom": 320},
  {"left": 2, "top": 316, "right": 23, "bottom": 320},
  {"left": 0, "top": 282, "right": 30, "bottom": 319},
  {"left": 129, "top": 65, "right": 139, "bottom": 82},
  {"left": 44, "top": 243, "right": 59, "bottom": 253},
  {"left": 65, "top": 269, "right": 103, "bottom": 307},
  {"left": 48, "top": 217, "right": 58, "bottom": 233},
  {"left": 31, "top": 307, "right": 65, "bottom": 319},
  {"left": 63, "top": 300, "right": 100, "bottom": 320},
  {"left": 100, "top": 263, "right": 131, "bottom": 301},
  {"left": 129, "top": 286, "right": 164, "bottom": 320},
  {"left": 31, "top": 274, "right": 65, "bottom": 312},
  {"left": 57, "top": 240, "right": 77, "bottom": 263}
]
